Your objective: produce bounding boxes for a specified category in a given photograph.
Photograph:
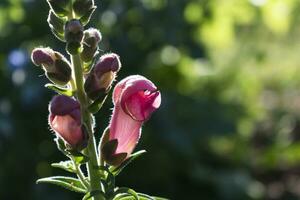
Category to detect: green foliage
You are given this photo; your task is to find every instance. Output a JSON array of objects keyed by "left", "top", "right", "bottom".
[
  {"left": 36, "top": 176, "right": 87, "bottom": 193},
  {"left": 51, "top": 161, "right": 76, "bottom": 173}
]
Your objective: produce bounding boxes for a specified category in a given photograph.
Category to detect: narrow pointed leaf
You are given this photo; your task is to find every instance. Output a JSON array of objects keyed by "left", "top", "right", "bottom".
[
  {"left": 83, "top": 190, "right": 105, "bottom": 200},
  {"left": 137, "top": 193, "right": 154, "bottom": 200},
  {"left": 88, "top": 93, "right": 108, "bottom": 114},
  {"left": 137, "top": 193, "right": 169, "bottom": 200},
  {"left": 45, "top": 83, "right": 73, "bottom": 96},
  {"left": 36, "top": 176, "right": 87, "bottom": 193},
  {"left": 68, "top": 150, "right": 90, "bottom": 164},
  {"left": 113, "top": 194, "right": 135, "bottom": 200},
  {"left": 51, "top": 160, "right": 76, "bottom": 173},
  {"left": 114, "top": 187, "right": 139, "bottom": 200},
  {"left": 110, "top": 150, "right": 146, "bottom": 176},
  {"left": 152, "top": 197, "right": 169, "bottom": 200}
]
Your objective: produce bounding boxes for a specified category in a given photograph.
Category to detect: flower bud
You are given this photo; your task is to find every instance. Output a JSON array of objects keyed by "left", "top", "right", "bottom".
[
  {"left": 65, "top": 19, "right": 84, "bottom": 54},
  {"left": 84, "top": 53, "right": 121, "bottom": 100},
  {"left": 73, "top": 0, "right": 95, "bottom": 18},
  {"left": 81, "top": 28, "right": 102, "bottom": 62},
  {"left": 47, "top": 0, "right": 71, "bottom": 17},
  {"left": 49, "top": 95, "right": 88, "bottom": 150},
  {"left": 31, "top": 47, "right": 71, "bottom": 86}
]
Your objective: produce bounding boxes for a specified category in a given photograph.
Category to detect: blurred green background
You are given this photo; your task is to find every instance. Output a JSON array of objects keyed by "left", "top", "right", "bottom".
[{"left": 2, "top": 0, "right": 300, "bottom": 199}]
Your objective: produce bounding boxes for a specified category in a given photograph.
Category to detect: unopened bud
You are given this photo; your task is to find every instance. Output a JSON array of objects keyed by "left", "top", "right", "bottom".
[
  {"left": 31, "top": 47, "right": 71, "bottom": 85},
  {"left": 49, "top": 95, "right": 88, "bottom": 150},
  {"left": 47, "top": 0, "right": 71, "bottom": 17},
  {"left": 65, "top": 19, "right": 84, "bottom": 54},
  {"left": 81, "top": 28, "right": 102, "bottom": 62},
  {"left": 84, "top": 53, "right": 121, "bottom": 100}
]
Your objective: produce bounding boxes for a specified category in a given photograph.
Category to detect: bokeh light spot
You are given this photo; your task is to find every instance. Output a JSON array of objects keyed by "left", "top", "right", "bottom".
[
  {"left": 184, "top": 2, "right": 203, "bottom": 24},
  {"left": 250, "top": 0, "right": 267, "bottom": 7},
  {"left": 101, "top": 10, "right": 117, "bottom": 27},
  {"left": 12, "top": 69, "right": 26, "bottom": 86},
  {"left": 160, "top": 45, "right": 181, "bottom": 66},
  {"left": 8, "top": 49, "right": 27, "bottom": 69}
]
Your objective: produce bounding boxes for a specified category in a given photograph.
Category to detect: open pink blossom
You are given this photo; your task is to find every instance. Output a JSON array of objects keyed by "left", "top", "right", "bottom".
[
  {"left": 49, "top": 95, "right": 87, "bottom": 150},
  {"left": 107, "top": 75, "right": 161, "bottom": 157}
]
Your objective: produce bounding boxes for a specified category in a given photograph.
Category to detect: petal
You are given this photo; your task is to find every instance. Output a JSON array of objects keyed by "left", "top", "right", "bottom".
[
  {"left": 109, "top": 103, "right": 142, "bottom": 155},
  {"left": 49, "top": 95, "right": 80, "bottom": 116},
  {"left": 50, "top": 115, "right": 83, "bottom": 147},
  {"left": 112, "top": 76, "right": 131, "bottom": 104},
  {"left": 120, "top": 75, "right": 157, "bottom": 104},
  {"left": 123, "top": 91, "right": 160, "bottom": 121}
]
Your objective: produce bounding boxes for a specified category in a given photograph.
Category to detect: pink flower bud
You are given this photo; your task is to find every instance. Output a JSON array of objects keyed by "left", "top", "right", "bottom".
[
  {"left": 31, "top": 47, "right": 55, "bottom": 67},
  {"left": 31, "top": 47, "right": 71, "bottom": 86},
  {"left": 101, "top": 75, "right": 161, "bottom": 165},
  {"left": 49, "top": 95, "right": 88, "bottom": 150},
  {"left": 84, "top": 53, "right": 121, "bottom": 100},
  {"left": 81, "top": 28, "right": 102, "bottom": 62},
  {"left": 65, "top": 19, "right": 84, "bottom": 54}
]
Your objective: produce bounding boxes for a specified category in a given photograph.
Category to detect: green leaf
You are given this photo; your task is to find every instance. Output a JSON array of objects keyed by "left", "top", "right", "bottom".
[
  {"left": 45, "top": 83, "right": 73, "bottom": 96},
  {"left": 68, "top": 150, "right": 90, "bottom": 164},
  {"left": 82, "top": 190, "right": 105, "bottom": 200},
  {"left": 51, "top": 160, "right": 76, "bottom": 173},
  {"left": 88, "top": 93, "right": 108, "bottom": 114},
  {"left": 113, "top": 192, "right": 167, "bottom": 200},
  {"left": 114, "top": 187, "right": 139, "bottom": 200},
  {"left": 55, "top": 137, "right": 68, "bottom": 156},
  {"left": 137, "top": 193, "right": 154, "bottom": 200},
  {"left": 152, "top": 197, "right": 169, "bottom": 200},
  {"left": 137, "top": 193, "right": 169, "bottom": 200},
  {"left": 110, "top": 150, "right": 146, "bottom": 176},
  {"left": 36, "top": 176, "right": 87, "bottom": 193},
  {"left": 113, "top": 194, "right": 135, "bottom": 200}
]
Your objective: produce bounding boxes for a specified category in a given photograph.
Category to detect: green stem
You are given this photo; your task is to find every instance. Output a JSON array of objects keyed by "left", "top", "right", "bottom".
[
  {"left": 71, "top": 54, "right": 105, "bottom": 200},
  {"left": 72, "top": 159, "right": 90, "bottom": 189}
]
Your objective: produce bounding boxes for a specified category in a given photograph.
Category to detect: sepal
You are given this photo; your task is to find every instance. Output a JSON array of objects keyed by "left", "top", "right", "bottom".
[
  {"left": 73, "top": 0, "right": 95, "bottom": 19},
  {"left": 88, "top": 91, "right": 108, "bottom": 114},
  {"left": 47, "top": 0, "right": 71, "bottom": 17},
  {"left": 45, "top": 83, "right": 74, "bottom": 97},
  {"left": 69, "top": 150, "right": 90, "bottom": 164},
  {"left": 47, "top": 10, "right": 66, "bottom": 42},
  {"left": 80, "top": 6, "right": 97, "bottom": 26},
  {"left": 101, "top": 139, "right": 127, "bottom": 166},
  {"left": 109, "top": 150, "right": 146, "bottom": 176}
]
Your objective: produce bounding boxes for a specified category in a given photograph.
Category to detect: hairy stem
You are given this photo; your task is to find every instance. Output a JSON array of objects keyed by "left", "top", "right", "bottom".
[
  {"left": 71, "top": 54, "right": 105, "bottom": 200},
  {"left": 72, "top": 159, "right": 90, "bottom": 189}
]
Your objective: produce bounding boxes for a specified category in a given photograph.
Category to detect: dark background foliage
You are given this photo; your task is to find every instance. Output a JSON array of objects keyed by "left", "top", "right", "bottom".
[{"left": 1, "top": 0, "right": 300, "bottom": 199}]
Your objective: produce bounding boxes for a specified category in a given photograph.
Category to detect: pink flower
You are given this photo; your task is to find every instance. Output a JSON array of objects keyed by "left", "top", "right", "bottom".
[
  {"left": 49, "top": 95, "right": 87, "bottom": 150},
  {"left": 102, "top": 75, "right": 161, "bottom": 165}
]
